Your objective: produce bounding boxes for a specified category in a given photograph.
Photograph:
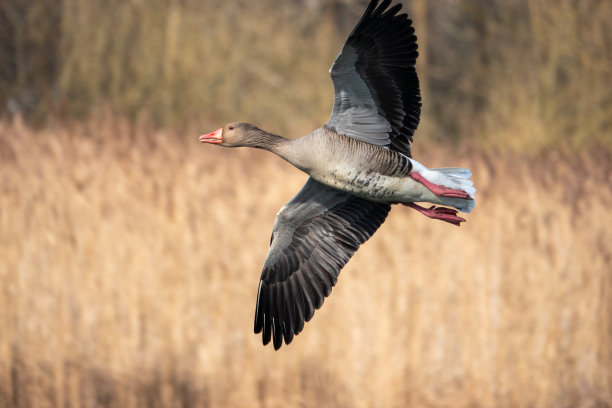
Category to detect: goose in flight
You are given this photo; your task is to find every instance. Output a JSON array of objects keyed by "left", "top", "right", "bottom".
[{"left": 200, "top": 0, "right": 475, "bottom": 349}]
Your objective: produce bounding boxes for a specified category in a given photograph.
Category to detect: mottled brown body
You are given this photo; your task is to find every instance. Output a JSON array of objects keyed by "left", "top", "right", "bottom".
[{"left": 275, "top": 127, "right": 439, "bottom": 204}]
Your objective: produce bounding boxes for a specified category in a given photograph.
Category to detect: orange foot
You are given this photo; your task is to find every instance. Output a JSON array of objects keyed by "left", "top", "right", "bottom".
[
  {"left": 410, "top": 172, "right": 471, "bottom": 199},
  {"left": 403, "top": 202, "right": 466, "bottom": 226}
]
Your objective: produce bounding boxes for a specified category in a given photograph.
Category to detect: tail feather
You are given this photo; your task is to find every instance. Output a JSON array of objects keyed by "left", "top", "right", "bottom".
[
  {"left": 409, "top": 159, "right": 476, "bottom": 213},
  {"left": 439, "top": 196, "right": 475, "bottom": 213},
  {"left": 433, "top": 167, "right": 472, "bottom": 179},
  {"left": 419, "top": 167, "right": 476, "bottom": 199}
]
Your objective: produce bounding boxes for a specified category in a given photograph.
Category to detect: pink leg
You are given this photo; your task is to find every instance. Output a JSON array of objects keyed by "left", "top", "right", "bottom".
[
  {"left": 403, "top": 202, "right": 466, "bottom": 226},
  {"left": 410, "top": 172, "right": 471, "bottom": 199}
]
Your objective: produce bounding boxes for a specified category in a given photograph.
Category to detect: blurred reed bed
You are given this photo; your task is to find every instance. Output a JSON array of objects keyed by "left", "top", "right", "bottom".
[
  {"left": 0, "top": 116, "right": 610, "bottom": 407},
  {"left": 1, "top": 0, "right": 611, "bottom": 150}
]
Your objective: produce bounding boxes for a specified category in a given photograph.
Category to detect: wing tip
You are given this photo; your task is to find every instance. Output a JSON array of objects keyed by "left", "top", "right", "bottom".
[
  {"left": 253, "top": 280, "right": 265, "bottom": 333},
  {"left": 272, "top": 317, "right": 283, "bottom": 350},
  {"left": 262, "top": 314, "right": 272, "bottom": 346}
]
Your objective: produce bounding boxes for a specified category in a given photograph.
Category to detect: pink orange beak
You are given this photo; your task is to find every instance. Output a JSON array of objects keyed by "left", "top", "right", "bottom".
[{"left": 199, "top": 128, "right": 223, "bottom": 144}]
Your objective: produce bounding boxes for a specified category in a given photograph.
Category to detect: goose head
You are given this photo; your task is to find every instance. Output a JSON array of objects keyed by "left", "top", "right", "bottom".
[
  {"left": 200, "top": 122, "right": 284, "bottom": 150},
  {"left": 199, "top": 122, "right": 259, "bottom": 147}
]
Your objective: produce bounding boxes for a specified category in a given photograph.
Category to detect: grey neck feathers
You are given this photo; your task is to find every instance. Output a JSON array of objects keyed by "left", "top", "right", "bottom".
[{"left": 244, "top": 128, "right": 286, "bottom": 151}]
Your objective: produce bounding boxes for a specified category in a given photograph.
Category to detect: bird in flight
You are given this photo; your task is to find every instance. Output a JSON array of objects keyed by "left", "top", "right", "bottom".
[{"left": 200, "top": 0, "right": 476, "bottom": 349}]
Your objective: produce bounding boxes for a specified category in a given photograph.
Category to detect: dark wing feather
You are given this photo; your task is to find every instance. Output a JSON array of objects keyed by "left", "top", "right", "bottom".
[
  {"left": 254, "top": 178, "right": 390, "bottom": 349},
  {"left": 327, "top": 0, "right": 421, "bottom": 157}
]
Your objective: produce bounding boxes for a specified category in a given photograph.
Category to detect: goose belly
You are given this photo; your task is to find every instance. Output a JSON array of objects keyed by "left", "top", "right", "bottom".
[{"left": 311, "top": 166, "right": 433, "bottom": 203}]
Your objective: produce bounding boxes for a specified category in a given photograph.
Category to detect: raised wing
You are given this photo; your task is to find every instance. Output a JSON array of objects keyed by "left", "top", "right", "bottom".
[
  {"left": 254, "top": 178, "right": 390, "bottom": 349},
  {"left": 327, "top": 0, "right": 421, "bottom": 157}
]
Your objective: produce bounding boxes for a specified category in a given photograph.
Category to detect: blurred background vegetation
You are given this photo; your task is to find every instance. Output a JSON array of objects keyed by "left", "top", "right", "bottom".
[
  {"left": 1, "top": 0, "right": 610, "bottom": 150},
  {"left": 1, "top": 1, "right": 611, "bottom": 407}
]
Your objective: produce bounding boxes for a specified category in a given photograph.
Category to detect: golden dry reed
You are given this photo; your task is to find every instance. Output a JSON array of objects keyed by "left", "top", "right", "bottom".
[{"left": 0, "top": 116, "right": 610, "bottom": 407}]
